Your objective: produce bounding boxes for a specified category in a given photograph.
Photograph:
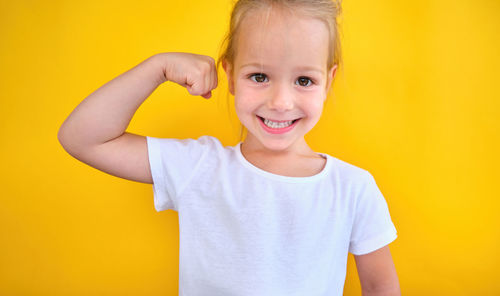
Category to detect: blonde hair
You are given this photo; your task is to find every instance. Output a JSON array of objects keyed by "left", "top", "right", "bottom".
[{"left": 216, "top": 0, "right": 343, "bottom": 142}]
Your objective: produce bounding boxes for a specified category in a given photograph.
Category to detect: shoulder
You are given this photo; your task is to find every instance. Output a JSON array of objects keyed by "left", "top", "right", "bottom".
[
  {"left": 185, "top": 135, "right": 227, "bottom": 150},
  {"left": 325, "top": 154, "right": 374, "bottom": 185},
  {"left": 148, "top": 135, "right": 223, "bottom": 150},
  {"left": 146, "top": 135, "right": 232, "bottom": 167},
  {"left": 196, "top": 135, "right": 225, "bottom": 148},
  {"left": 192, "top": 136, "right": 233, "bottom": 157}
]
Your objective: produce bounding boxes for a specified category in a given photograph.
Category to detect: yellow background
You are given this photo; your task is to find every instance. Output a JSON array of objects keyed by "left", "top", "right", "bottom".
[{"left": 1, "top": 0, "right": 499, "bottom": 295}]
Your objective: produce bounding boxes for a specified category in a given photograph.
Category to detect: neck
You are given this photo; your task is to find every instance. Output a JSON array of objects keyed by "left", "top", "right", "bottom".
[{"left": 241, "top": 135, "right": 317, "bottom": 159}]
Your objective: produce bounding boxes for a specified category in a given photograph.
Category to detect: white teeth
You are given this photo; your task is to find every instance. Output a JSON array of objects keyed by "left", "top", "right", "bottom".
[{"left": 263, "top": 118, "right": 293, "bottom": 129}]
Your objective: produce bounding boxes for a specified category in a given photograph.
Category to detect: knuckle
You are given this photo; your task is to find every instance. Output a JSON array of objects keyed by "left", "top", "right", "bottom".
[
  {"left": 203, "top": 61, "right": 212, "bottom": 71},
  {"left": 190, "top": 83, "right": 204, "bottom": 95},
  {"left": 201, "top": 64, "right": 210, "bottom": 75},
  {"left": 193, "top": 67, "right": 204, "bottom": 77}
]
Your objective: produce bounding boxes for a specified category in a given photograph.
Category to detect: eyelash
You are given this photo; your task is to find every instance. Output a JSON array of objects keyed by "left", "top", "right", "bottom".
[{"left": 248, "top": 73, "right": 315, "bottom": 87}]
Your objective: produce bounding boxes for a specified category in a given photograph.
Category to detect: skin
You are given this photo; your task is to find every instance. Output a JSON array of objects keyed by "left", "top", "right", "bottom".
[
  {"left": 223, "top": 7, "right": 401, "bottom": 294},
  {"left": 223, "top": 7, "right": 337, "bottom": 177},
  {"left": 58, "top": 4, "right": 399, "bottom": 293}
]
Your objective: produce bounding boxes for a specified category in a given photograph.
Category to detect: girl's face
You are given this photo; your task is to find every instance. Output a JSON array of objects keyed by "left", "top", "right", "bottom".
[{"left": 224, "top": 8, "right": 337, "bottom": 153}]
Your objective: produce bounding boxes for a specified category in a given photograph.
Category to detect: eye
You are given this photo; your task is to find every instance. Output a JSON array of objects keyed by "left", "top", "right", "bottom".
[
  {"left": 296, "top": 76, "right": 313, "bottom": 87},
  {"left": 249, "top": 73, "right": 268, "bottom": 83}
]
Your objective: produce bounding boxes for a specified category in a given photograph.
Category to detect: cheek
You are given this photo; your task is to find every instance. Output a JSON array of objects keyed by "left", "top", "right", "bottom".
[
  {"left": 300, "top": 93, "right": 325, "bottom": 114},
  {"left": 311, "top": 100, "right": 324, "bottom": 112},
  {"left": 234, "top": 94, "right": 253, "bottom": 119},
  {"left": 234, "top": 88, "right": 260, "bottom": 114}
]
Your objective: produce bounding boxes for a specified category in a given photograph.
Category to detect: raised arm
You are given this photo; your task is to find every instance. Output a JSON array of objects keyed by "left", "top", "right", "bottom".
[{"left": 57, "top": 52, "right": 218, "bottom": 183}]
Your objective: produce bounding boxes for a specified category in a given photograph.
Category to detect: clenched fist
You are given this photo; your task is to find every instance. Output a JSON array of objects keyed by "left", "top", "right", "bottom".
[{"left": 158, "top": 52, "right": 218, "bottom": 99}]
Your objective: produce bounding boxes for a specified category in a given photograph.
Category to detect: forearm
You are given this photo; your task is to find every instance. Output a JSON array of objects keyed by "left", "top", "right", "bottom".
[{"left": 58, "top": 53, "right": 167, "bottom": 150}]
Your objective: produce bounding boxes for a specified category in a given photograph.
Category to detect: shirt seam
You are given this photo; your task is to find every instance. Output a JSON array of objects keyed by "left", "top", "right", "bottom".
[{"left": 234, "top": 143, "right": 331, "bottom": 184}]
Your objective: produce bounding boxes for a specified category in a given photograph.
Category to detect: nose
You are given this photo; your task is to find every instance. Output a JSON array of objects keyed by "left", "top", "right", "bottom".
[{"left": 267, "top": 81, "right": 294, "bottom": 112}]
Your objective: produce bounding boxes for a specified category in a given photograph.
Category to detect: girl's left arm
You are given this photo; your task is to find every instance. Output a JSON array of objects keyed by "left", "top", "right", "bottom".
[{"left": 354, "top": 245, "right": 401, "bottom": 296}]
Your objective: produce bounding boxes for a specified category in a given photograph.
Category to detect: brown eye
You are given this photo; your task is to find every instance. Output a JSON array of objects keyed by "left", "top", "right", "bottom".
[
  {"left": 296, "top": 77, "right": 312, "bottom": 87},
  {"left": 250, "top": 73, "right": 268, "bottom": 83}
]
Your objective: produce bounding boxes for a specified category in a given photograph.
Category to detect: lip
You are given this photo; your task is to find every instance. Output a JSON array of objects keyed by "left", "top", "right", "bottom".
[
  {"left": 257, "top": 115, "right": 300, "bottom": 134},
  {"left": 258, "top": 117, "right": 294, "bottom": 123}
]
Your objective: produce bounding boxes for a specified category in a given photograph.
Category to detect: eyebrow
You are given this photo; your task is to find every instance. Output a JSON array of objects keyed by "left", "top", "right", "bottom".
[{"left": 239, "top": 63, "right": 325, "bottom": 75}]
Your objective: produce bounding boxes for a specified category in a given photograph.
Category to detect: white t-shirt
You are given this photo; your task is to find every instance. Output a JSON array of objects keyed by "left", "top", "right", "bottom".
[{"left": 147, "top": 135, "right": 397, "bottom": 296}]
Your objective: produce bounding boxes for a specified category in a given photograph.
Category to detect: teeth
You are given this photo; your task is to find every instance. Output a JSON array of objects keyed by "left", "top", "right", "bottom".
[{"left": 263, "top": 118, "right": 294, "bottom": 129}]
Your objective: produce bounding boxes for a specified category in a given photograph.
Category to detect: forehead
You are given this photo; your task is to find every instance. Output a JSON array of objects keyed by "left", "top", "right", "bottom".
[{"left": 235, "top": 7, "right": 329, "bottom": 71}]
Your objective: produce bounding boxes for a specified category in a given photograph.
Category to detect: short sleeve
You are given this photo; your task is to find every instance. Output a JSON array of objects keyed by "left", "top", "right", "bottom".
[
  {"left": 146, "top": 135, "right": 213, "bottom": 212},
  {"left": 349, "top": 172, "right": 398, "bottom": 255}
]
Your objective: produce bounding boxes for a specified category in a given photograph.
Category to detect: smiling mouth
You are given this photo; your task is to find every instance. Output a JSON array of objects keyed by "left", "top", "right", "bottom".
[
  {"left": 256, "top": 115, "right": 300, "bottom": 124},
  {"left": 256, "top": 115, "right": 302, "bottom": 130}
]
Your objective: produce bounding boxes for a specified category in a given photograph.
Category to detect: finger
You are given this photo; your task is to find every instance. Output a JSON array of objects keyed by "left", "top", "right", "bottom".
[
  {"left": 186, "top": 84, "right": 200, "bottom": 96},
  {"left": 187, "top": 77, "right": 203, "bottom": 96},
  {"left": 201, "top": 91, "right": 212, "bottom": 99},
  {"left": 212, "top": 66, "right": 218, "bottom": 90},
  {"left": 184, "top": 74, "right": 196, "bottom": 95},
  {"left": 189, "top": 83, "right": 211, "bottom": 99},
  {"left": 203, "top": 65, "right": 212, "bottom": 97},
  {"left": 207, "top": 64, "right": 215, "bottom": 92}
]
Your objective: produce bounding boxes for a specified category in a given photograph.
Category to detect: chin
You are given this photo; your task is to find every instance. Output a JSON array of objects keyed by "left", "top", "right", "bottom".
[{"left": 256, "top": 136, "right": 299, "bottom": 152}]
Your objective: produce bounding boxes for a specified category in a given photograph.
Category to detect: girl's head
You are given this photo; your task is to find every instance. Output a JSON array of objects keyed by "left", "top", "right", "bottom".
[{"left": 217, "top": 0, "right": 342, "bottom": 151}]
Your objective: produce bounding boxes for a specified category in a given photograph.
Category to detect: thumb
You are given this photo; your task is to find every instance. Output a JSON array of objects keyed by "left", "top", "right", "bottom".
[{"left": 201, "top": 91, "right": 212, "bottom": 99}]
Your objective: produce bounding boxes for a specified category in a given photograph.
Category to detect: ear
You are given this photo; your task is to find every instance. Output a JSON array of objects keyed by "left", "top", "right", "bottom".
[
  {"left": 222, "top": 59, "right": 235, "bottom": 95},
  {"left": 325, "top": 64, "right": 338, "bottom": 94}
]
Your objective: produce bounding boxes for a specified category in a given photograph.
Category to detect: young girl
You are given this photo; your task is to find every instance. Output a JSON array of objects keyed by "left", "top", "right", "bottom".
[{"left": 58, "top": 0, "right": 400, "bottom": 295}]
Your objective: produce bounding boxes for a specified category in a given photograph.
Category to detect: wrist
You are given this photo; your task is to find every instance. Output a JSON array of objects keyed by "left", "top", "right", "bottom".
[{"left": 149, "top": 53, "right": 171, "bottom": 85}]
